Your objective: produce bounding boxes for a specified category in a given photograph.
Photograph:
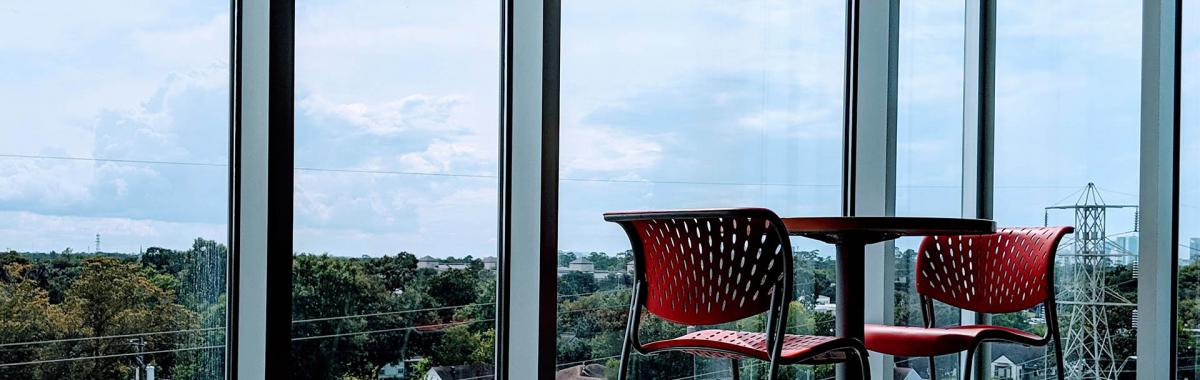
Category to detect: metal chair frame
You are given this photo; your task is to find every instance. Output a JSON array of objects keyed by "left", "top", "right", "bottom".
[{"left": 605, "top": 208, "right": 870, "bottom": 380}]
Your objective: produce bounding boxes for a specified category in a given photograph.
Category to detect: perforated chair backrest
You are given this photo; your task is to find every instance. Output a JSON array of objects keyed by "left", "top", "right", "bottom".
[
  {"left": 605, "top": 208, "right": 793, "bottom": 326},
  {"left": 915, "top": 226, "right": 1073, "bottom": 314}
]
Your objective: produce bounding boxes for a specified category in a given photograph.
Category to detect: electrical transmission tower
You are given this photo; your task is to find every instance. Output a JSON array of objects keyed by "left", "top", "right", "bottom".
[{"left": 1045, "top": 183, "right": 1137, "bottom": 379}]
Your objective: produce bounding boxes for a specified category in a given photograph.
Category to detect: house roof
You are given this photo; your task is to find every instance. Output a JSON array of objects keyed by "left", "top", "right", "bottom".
[
  {"left": 418, "top": 255, "right": 438, "bottom": 262},
  {"left": 571, "top": 257, "right": 592, "bottom": 264},
  {"left": 427, "top": 364, "right": 493, "bottom": 380}
]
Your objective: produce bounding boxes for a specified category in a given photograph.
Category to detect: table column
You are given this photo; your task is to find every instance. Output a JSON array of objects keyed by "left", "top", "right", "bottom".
[{"left": 835, "top": 242, "right": 866, "bottom": 380}]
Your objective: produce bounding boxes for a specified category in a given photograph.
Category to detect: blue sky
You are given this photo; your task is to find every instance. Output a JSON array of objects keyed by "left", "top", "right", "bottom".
[{"left": 0, "top": 0, "right": 1194, "bottom": 259}]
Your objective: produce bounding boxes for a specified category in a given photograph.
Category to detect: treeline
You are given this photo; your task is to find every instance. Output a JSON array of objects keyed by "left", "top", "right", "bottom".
[
  {"left": 0, "top": 239, "right": 226, "bottom": 380},
  {"left": 0, "top": 240, "right": 501, "bottom": 380}
]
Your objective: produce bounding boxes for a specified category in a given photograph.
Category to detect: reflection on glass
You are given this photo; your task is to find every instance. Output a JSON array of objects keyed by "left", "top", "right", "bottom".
[
  {"left": 291, "top": 1, "right": 499, "bottom": 379},
  {"left": 892, "top": 1, "right": 966, "bottom": 379},
  {"left": 559, "top": 1, "right": 845, "bottom": 378},
  {"left": 994, "top": 1, "right": 1141, "bottom": 379},
  {"left": 0, "top": 2, "right": 230, "bottom": 379}
]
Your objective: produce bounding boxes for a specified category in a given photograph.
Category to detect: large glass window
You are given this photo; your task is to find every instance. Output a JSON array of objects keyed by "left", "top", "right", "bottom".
[
  {"left": 892, "top": 1, "right": 966, "bottom": 379},
  {"left": 1178, "top": 3, "right": 1200, "bottom": 378},
  {"left": 291, "top": 1, "right": 499, "bottom": 379},
  {"left": 557, "top": 1, "right": 845, "bottom": 378},
  {"left": 0, "top": 2, "right": 230, "bottom": 379},
  {"left": 993, "top": 1, "right": 1142, "bottom": 379}
]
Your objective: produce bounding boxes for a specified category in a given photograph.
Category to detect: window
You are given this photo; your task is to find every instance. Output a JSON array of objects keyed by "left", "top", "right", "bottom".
[
  {"left": 557, "top": 1, "right": 845, "bottom": 378},
  {"left": 0, "top": 2, "right": 230, "bottom": 379},
  {"left": 993, "top": 1, "right": 1142, "bottom": 378},
  {"left": 291, "top": 1, "right": 499, "bottom": 379},
  {"left": 893, "top": 1, "right": 966, "bottom": 379}
]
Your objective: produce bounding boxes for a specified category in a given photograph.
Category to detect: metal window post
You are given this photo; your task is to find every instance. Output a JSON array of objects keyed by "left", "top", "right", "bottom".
[
  {"left": 497, "top": 0, "right": 559, "bottom": 378},
  {"left": 961, "top": 0, "right": 995, "bottom": 379},
  {"left": 232, "top": 0, "right": 293, "bottom": 378},
  {"left": 1138, "top": 0, "right": 1180, "bottom": 379},
  {"left": 844, "top": 0, "right": 899, "bottom": 379}
]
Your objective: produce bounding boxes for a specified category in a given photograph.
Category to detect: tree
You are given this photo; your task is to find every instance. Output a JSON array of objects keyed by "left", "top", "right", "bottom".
[
  {"left": 63, "top": 257, "right": 197, "bottom": 379},
  {"left": 559, "top": 271, "right": 597, "bottom": 297},
  {"left": 364, "top": 253, "right": 418, "bottom": 292},
  {"left": 0, "top": 263, "right": 82, "bottom": 380},
  {"left": 291, "top": 254, "right": 395, "bottom": 379}
]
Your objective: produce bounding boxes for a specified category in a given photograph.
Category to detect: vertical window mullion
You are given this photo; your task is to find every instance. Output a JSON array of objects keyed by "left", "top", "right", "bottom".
[
  {"left": 497, "top": 0, "right": 559, "bottom": 378},
  {"left": 1138, "top": 0, "right": 1180, "bottom": 378},
  {"left": 233, "top": 0, "right": 293, "bottom": 378},
  {"left": 848, "top": 0, "right": 899, "bottom": 378},
  {"left": 961, "top": 0, "right": 995, "bottom": 378}
]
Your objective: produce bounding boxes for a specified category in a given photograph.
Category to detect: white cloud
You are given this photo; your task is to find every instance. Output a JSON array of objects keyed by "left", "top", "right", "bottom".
[
  {"left": 737, "top": 109, "right": 841, "bottom": 139},
  {"left": 299, "top": 94, "right": 469, "bottom": 135},
  {"left": 394, "top": 140, "right": 491, "bottom": 174},
  {"left": 561, "top": 126, "right": 664, "bottom": 175},
  {"left": 133, "top": 13, "right": 230, "bottom": 68}
]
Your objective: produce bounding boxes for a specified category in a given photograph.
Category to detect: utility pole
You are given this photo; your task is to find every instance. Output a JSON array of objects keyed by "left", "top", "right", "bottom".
[{"left": 129, "top": 337, "right": 145, "bottom": 380}]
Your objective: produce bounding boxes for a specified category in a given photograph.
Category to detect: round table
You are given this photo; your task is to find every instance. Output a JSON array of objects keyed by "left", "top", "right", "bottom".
[{"left": 782, "top": 216, "right": 995, "bottom": 379}]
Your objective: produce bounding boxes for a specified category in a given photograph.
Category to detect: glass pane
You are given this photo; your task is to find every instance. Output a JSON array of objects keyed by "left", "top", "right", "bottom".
[
  {"left": 0, "top": 2, "right": 230, "bottom": 379},
  {"left": 893, "top": 1, "right": 965, "bottom": 379},
  {"left": 558, "top": 1, "right": 845, "bottom": 378},
  {"left": 292, "top": 1, "right": 499, "bottom": 379},
  {"left": 993, "top": 1, "right": 1141, "bottom": 379},
  {"left": 1178, "top": 3, "right": 1200, "bottom": 379}
]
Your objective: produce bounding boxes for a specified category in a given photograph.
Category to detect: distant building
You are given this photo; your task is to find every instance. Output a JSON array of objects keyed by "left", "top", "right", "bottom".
[
  {"left": 425, "top": 364, "right": 493, "bottom": 380},
  {"left": 483, "top": 256, "right": 498, "bottom": 270},
  {"left": 569, "top": 257, "right": 594, "bottom": 272},
  {"left": 1116, "top": 236, "right": 1139, "bottom": 255},
  {"left": 814, "top": 295, "right": 835, "bottom": 313},
  {"left": 989, "top": 355, "right": 1022, "bottom": 380},
  {"left": 554, "top": 363, "right": 606, "bottom": 380},
  {"left": 626, "top": 260, "right": 634, "bottom": 273},
  {"left": 417, "top": 256, "right": 439, "bottom": 270}
]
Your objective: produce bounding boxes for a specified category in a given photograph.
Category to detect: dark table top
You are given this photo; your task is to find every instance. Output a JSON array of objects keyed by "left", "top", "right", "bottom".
[{"left": 781, "top": 216, "right": 996, "bottom": 244}]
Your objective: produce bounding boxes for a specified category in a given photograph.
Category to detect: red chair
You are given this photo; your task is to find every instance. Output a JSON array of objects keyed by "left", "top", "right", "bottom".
[
  {"left": 863, "top": 227, "right": 1073, "bottom": 380},
  {"left": 605, "top": 208, "right": 869, "bottom": 380}
]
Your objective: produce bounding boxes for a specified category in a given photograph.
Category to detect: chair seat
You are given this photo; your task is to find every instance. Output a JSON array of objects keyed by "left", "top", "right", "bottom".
[
  {"left": 641, "top": 329, "right": 857, "bottom": 363},
  {"left": 864, "top": 324, "right": 1045, "bottom": 357}
]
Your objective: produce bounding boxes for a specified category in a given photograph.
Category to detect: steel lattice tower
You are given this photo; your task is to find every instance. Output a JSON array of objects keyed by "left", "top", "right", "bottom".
[{"left": 1045, "top": 183, "right": 1136, "bottom": 379}]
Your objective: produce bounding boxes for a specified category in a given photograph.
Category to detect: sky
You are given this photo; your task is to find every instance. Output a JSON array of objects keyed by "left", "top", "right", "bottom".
[{"left": 0, "top": 0, "right": 1194, "bottom": 261}]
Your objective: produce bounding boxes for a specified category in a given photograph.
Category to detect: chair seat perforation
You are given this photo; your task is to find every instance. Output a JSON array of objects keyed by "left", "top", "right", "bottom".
[{"left": 642, "top": 329, "right": 844, "bottom": 362}]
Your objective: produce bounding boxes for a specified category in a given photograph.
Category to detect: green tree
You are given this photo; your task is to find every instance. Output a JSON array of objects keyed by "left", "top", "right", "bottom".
[
  {"left": 0, "top": 263, "right": 82, "bottom": 380},
  {"left": 63, "top": 257, "right": 197, "bottom": 379}
]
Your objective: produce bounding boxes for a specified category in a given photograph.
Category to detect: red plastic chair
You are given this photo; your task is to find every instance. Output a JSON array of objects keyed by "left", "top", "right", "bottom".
[
  {"left": 862, "top": 226, "right": 1073, "bottom": 380},
  {"left": 605, "top": 208, "right": 870, "bottom": 380}
]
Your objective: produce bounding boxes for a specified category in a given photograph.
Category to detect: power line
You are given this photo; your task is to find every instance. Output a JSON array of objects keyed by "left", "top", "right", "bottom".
[
  {"left": 558, "top": 288, "right": 630, "bottom": 299},
  {"left": 0, "top": 153, "right": 841, "bottom": 188},
  {"left": 3, "top": 303, "right": 494, "bottom": 347},
  {"left": 0, "top": 153, "right": 224, "bottom": 168},
  {"left": 0, "top": 327, "right": 224, "bottom": 348},
  {"left": 556, "top": 355, "right": 621, "bottom": 369},
  {"left": 291, "top": 319, "right": 494, "bottom": 342},
  {"left": 293, "top": 166, "right": 495, "bottom": 179},
  {"left": 292, "top": 303, "right": 492, "bottom": 324},
  {"left": 0, "top": 345, "right": 223, "bottom": 368}
]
